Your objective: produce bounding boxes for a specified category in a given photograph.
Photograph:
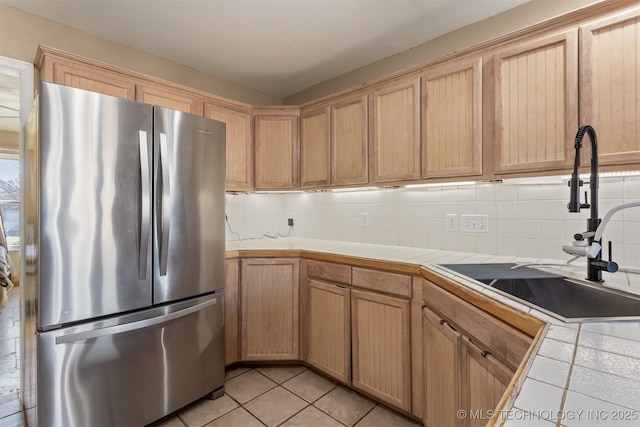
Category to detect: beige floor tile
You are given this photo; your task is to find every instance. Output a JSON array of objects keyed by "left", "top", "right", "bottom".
[
  {"left": 256, "top": 365, "right": 307, "bottom": 384},
  {"left": 282, "top": 369, "right": 337, "bottom": 403},
  {"left": 354, "top": 405, "right": 421, "bottom": 427},
  {"left": 178, "top": 394, "right": 239, "bottom": 427},
  {"left": 225, "top": 370, "right": 276, "bottom": 404},
  {"left": 314, "top": 386, "right": 376, "bottom": 427},
  {"left": 207, "top": 407, "right": 265, "bottom": 427},
  {"left": 280, "top": 406, "right": 346, "bottom": 427},
  {"left": 147, "top": 414, "right": 185, "bottom": 427},
  {"left": 224, "top": 367, "right": 250, "bottom": 381},
  {"left": 244, "top": 386, "right": 308, "bottom": 427}
]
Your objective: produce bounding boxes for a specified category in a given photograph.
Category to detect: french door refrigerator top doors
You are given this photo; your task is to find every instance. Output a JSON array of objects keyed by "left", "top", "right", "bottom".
[
  {"left": 32, "top": 82, "right": 226, "bottom": 330},
  {"left": 153, "top": 106, "right": 226, "bottom": 304}
]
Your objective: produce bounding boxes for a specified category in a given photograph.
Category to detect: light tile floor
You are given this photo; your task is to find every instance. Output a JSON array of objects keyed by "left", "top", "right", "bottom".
[
  {"left": 0, "top": 287, "right": 24, "bottom": 427},
  {"left": 0, "top": 289, "right": 422, "bottom": 427},
  {"left": 151, "top": 366, "right": 422, "bottom": 427}
]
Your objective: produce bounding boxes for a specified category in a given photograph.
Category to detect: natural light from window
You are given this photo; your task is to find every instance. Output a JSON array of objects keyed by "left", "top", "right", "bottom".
[{"left": 0, "top": 156, "right": 19, "bottom": 248}]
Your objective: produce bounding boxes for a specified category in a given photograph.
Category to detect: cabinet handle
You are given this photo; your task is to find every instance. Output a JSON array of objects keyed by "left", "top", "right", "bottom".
[
  {"left": 468, "top": 337, "right": 490, "bottom": 358},
  {"left": 439, "top": 318, "right": 458, "bottom": 333}
]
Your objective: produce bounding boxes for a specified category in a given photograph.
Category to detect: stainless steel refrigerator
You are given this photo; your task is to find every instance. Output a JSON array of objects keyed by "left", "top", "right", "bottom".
[{"left": 21, "top": 82, "right": 226, "bottom": 426}]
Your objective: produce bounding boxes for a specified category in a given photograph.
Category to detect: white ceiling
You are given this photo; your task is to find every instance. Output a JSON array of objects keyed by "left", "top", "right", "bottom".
[{"left": 4, "top": 0, "right": 530, "bottom": 100}]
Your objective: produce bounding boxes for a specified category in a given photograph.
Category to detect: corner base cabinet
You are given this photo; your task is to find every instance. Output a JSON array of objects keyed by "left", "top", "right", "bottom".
[{"left": 422, "top": 278, "right": 533, "bottom": 427}]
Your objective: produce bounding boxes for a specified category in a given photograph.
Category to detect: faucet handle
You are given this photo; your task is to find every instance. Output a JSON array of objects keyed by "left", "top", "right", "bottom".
[
  {"left": 581, "top": 191, "right": 591, "bottom": 209},
  {"left": 592, "top": 241, "right": 619, "bottom": 273}
]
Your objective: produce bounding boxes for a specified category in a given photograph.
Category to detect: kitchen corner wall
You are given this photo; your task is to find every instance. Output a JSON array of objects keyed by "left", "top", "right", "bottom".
[{"left": 225, "top": 175, "right": 640, "bottom": 268}]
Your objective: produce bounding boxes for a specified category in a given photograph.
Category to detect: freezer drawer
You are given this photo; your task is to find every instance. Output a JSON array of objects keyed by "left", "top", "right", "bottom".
[{"left": 34, "top": 294, "right": 224, "bottom": 427}]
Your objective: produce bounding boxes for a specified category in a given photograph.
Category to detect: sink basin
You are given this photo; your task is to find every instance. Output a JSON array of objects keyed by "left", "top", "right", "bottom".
[{"left": 439, "top": 263, "right": 640, "bottom": 321}]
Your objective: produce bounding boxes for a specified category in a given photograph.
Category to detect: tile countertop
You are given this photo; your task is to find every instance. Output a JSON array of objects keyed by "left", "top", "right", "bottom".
[{"left": 226, "top": 237, "right": 640, "bottom": 426}]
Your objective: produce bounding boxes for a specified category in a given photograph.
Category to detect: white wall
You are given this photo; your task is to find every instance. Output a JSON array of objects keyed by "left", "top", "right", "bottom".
[{"left": 225, "top": 175, "right": 640, "bottom": 268}]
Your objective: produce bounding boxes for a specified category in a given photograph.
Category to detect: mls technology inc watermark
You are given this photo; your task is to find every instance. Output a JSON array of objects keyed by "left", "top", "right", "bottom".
[{"left": 456, "top": 408, "right": 640, "bottom": 422}]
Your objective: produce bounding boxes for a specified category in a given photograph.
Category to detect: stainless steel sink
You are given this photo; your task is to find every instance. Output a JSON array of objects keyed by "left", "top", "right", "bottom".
[{"left": 440, "top": 263, "right": 640, "bottom": 321}]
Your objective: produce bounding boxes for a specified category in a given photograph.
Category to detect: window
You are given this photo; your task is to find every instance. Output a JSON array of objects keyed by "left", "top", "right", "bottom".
[{"left": 0, "top": 156, "right": 19, "bottom": 248}]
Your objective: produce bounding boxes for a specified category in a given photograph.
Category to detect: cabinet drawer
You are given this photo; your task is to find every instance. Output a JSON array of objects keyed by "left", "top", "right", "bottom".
[
  {"left": 306, "top": 260, "right": 351, "bottom": 285},
  {"left": 422, "top": 279, "right": 531, "bottom": 370},
  {"left": 352, "top": 267, "right": 412, "bottom": 298}
]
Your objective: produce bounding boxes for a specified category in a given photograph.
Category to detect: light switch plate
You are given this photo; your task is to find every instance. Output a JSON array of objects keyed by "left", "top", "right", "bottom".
[{"left": 461, "top": 214, "right": 488, "bottom": 233}]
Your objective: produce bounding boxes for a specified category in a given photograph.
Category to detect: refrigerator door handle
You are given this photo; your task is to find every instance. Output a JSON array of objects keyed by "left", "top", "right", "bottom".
[
  {"left": 138, "top": 130, "right": 151, "bottom": 280},
  {"left": 158, "top": 132, "right": 171, "bottom": 276},
  {"left": 55, "top": 297, "right": 219, "bottom": 345}
]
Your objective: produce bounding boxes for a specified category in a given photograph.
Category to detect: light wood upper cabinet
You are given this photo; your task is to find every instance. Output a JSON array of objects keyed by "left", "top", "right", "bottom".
[
  {"left": 204, "top": 102, "right": 253, "bottom": 192},
  {"left": 136, "top": 82, "right": 204, "bottom": 115},
  {"left": 240, "top": 258, "right": 300, "bottom": 361},
  {"left": 351, "top": 288, "right": 411, "bottom": 412},
  {"left": 332, "top": 94, "right": 369, "bottom": 186},
  {"left": 300, "top": 106, "right": 331, "bottom": 188},
  {"left": 254, "top": 110, "right": 300, "bottom": 190},
  {"left": 422, "top": 58, "right": 483, "bottom": 178},
  {"left": 580, "top": 9, "right": 640, "bottom": 166},
  {"left": 306, "top": 279, "right": 351, "bottom": 383},
  {"left": 371, "top": 79, "right": 421, "bottom": 183},
  {"left": 38, "top": 50, "right": 136, "bottom": 100},
  {"left": 492, "top": 30, "right": 578, "bottom": 174}
]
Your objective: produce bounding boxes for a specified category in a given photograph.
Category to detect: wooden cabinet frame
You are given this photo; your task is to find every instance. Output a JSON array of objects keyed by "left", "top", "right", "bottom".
[
  {"left": 240, "top": 258, "right": 300, "bottom": 361},
  {"left": 492, "top": 30, "right": 579, "bottom": 174},
  {"left": 300, "top": 105, "right": 332, "bottom": 188},
  {"left": 579, "top": 8, "right": 640, "bottom": 167},
  {"left": 253, "top": 110, "right": 300, "bottom": 190},
  {"left": 205, "top": 102, "right": 254, "bottom": 192},
  {"left": 331, "top": 94, "right": 369, "bottom": 186},
  {"left": 422, "top": 58, "right": 483, "bottom": 178},
  {"left": 370, "top": 78, "right": 421, "bottom": 183}
]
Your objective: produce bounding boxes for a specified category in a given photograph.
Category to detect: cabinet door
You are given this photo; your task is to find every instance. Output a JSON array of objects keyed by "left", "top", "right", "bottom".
[
  {"left": 351, "top": 289, "right": 411, "bottom": 412},
  {"left": 241, "top": 258, "right": 300, "bottom": 360},
  {"left": 580, "top": 9, "right": 640, "bottom": 166},
  {"left": 306, "top": 279, "right": 351, "bottom": 383},
  {"left": 332, "top": 94, "right": 369, "bottom": 186},
  {"left": 254, "top": 114, "right": 300, "bottom": 190},
  {"left": 301, "top": 106, "right": 331, "bottom": 188},
  {"left": 422, "top": 58, "right": 482, "bottom": 178},
  {"left": 371, "top": 79, "right": 421, "bottom": 183},
  {"left": 225, "top": 259, "right": 240, "bottom": 366},
  {"left": 460, "top": 337, "right": 514, "bottom": 427},
  {"left": 493, "top": 30, "right": 578, "bottom": 174},
  {"left": 422, "top": 307, "right": 462, "bottom": 427},
  {"left": 42, "top": 57, "right": 136, "bottom": 100},
  {"left": 205, "top": 102, "right": 253, "bottom": 191},
  {"left": 136, "top": 82, "right": 204, "bottom": 114}
]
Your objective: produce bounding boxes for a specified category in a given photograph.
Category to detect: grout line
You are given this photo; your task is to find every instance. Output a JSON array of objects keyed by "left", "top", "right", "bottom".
[{"left": 556, "top": 324, "right": 582, "bottom": 427}]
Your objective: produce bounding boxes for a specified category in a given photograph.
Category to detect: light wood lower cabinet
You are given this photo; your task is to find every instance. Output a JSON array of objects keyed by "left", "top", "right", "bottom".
[
  {"left": 306, "top": 279, "right": 351, "bottom": 383},
  {"left": 460, "top": 337, "right": 514, "bottom": 427},
  {"left": 351, "top": 289, "right": 412, "bottom": 412},
  {"left": 422, "top": 279, "right": 528, "bottom": 427},
  {"left": 225, "top": 259, "right": 240, "bottom": 366},
  {"left": 422, "top": 306, "right": 462, "bottom": 427},
  {"left": 240, "top": 258, "right": 300, "bottom": 360}
]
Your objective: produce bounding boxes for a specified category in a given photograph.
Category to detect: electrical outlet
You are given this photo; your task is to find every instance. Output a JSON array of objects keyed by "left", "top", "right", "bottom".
[
  {"left": 446, "top": 214, "right": 458, "bottom": 232},
  {"left": 461, "top": 215, "right": 489, "bottom": 233},
  {"left": 361, "top": 213, "right": 370, "bottom": 227}
]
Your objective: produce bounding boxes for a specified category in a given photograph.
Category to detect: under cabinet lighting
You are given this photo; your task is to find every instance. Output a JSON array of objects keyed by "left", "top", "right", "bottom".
[
  {"left": 331, "top": 187, "right": 381, "bottom": 193},
  {"left": 405, "top": 181, "right": 476, "bottom": 189}
]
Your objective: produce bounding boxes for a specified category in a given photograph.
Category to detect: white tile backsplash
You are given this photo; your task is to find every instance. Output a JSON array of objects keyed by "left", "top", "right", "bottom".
[{"left": 226, "top": 175, "right": 640, "bottom": 269}]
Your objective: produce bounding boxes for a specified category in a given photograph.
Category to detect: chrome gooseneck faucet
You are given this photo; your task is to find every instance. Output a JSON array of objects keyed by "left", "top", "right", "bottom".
[{"left": 567, "top": 125, "right": 618, "bottom": 282}]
